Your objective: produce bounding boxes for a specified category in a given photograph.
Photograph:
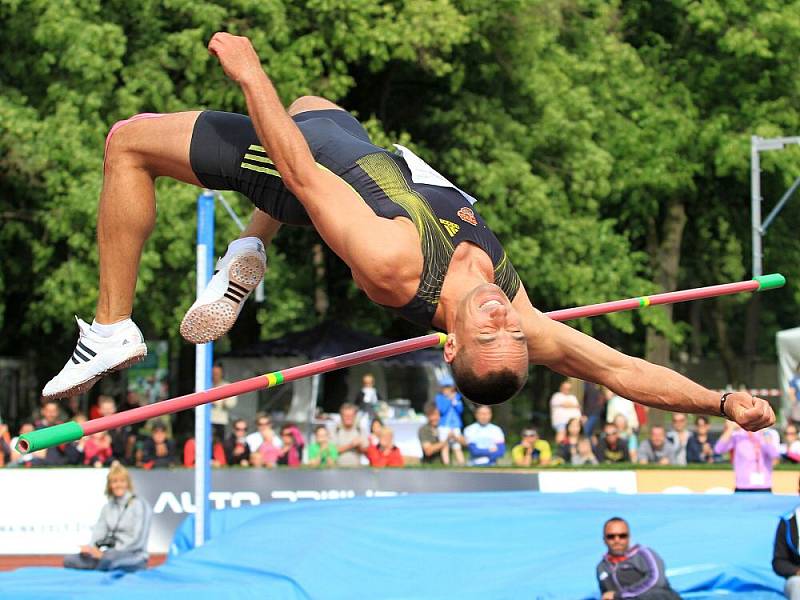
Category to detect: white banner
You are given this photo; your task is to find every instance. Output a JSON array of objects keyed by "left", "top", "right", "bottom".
[
  {"left": 537, "top": 471, "right": 637, "bottom": 494},
  {"left": 0, "top": 468, "right": 541, "bottom": 554},
  {"left": 0, "top": 469, "right": 108, "bottom": 554}
]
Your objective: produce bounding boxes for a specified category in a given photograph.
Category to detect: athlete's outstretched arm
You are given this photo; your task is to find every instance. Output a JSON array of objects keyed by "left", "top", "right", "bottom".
[
  {"left": 514, "top": 294, "right": 774, "bottom": 431},
  {"left": 207, "top": 33, "right": 412, "bottom": 283}
]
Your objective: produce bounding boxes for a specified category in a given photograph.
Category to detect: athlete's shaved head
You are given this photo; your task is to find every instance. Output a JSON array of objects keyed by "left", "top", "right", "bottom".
[
  {"left": 444, "top": 283, "right": 528, "bottom": 405},
  {"left": 450, "top": 351, "right": 526, "bottom": 405}
]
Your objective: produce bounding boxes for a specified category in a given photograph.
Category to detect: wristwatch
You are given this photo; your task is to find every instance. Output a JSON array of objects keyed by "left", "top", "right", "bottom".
[{"left": 720, "top": 392, "right": 733, "bottom": 419}]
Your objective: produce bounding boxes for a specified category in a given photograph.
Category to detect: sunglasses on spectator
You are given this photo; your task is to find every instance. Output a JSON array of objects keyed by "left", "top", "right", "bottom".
[
  {"left": 258, "top": 421, "right": 271, "bottom": 427},
  {"left": 234, "top": 426, "right": 247, "bottom": 431},
  {"left": 605, "top": 533, "right": 629, "bottom": 540}
]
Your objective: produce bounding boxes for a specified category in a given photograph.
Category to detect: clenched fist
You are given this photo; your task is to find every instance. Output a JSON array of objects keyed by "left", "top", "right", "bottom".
[
  {"left": 208, "top": 32, "right": 263, "bottom": 84},
  {"left": 724, "top": 392, "right": 775, "bottom": 431}
]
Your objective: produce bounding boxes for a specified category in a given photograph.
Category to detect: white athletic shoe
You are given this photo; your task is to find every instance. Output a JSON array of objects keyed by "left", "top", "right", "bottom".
[
  {"left": 180, "top": 242, "right": 266, "bottom": 344},
  {"left": 41, "top": 317, "right": 147, "bottom": 400}
]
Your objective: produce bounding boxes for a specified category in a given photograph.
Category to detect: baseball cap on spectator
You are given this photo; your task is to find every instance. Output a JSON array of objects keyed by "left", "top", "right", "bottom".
[
  {"left": 438, "top": 375, "right": 455, "bottom": 387},
  {"left": 522, "top": 428, "right": 538, "bottom": 438}
]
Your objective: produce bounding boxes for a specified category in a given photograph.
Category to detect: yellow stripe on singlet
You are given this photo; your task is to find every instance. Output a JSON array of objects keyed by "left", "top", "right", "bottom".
[{"left": 355, "top": 153, "right": 454, "bottom": 306}]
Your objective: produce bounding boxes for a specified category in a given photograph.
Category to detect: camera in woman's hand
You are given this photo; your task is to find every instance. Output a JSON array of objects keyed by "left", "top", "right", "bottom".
[{"left": 95, "top": 536, "right": 117, "bottom": 550}]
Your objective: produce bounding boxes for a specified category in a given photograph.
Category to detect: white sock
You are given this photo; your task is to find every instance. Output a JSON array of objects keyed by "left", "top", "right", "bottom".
[
  {"left": 225, "top": 237, "right": 263, "bottom": 258},
  {"left": 91, "top": 318, "right": 133, "bottom": 338}
]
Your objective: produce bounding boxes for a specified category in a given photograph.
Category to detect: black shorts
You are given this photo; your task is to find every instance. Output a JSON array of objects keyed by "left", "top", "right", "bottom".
[{"left": 189, "top": 109, "right": 379, "bottom": 226}]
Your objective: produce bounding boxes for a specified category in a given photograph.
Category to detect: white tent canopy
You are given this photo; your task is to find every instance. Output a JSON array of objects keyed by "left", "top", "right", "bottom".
[{"left": 777, "top": 327, "right": 800, "bottom": 421}]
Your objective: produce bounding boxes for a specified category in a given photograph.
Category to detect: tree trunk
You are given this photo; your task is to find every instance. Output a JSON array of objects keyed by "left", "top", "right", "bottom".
[
  {"left": 644, "top": 198, "right": 687, "bottom": 428},
  {"left": 711, "top": 299, "right": 741, "bottom": 385},
  {"left": 312, "top": 243, "right": 329, "bottom": 317},
  {"left": 644, "top": 198, "right": 687, "bottom": 367},
  {"left": 742, "top": 294, "right": 761, "bottom": 384},
  {"left": 689, "top": 301, "right": 702, "bottom": 359}
]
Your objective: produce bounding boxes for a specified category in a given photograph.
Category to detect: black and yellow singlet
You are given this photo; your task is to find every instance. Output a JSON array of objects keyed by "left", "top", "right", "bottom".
[{"left": 189, "top": 109, "right": 521, "bottom": 329}]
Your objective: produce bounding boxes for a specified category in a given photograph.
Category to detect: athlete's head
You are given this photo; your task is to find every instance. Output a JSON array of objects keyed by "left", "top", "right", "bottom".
[{"left": 443, "top": 283, "right": 528, "bottom": 405}]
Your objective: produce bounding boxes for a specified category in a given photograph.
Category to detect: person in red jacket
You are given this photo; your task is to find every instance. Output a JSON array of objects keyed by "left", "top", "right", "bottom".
[
  {"left": 366, "top": 427, "right": 404, "bottom": 468},
  {"left": 183, "top": 436, "right": 227, "bottom": 467}
]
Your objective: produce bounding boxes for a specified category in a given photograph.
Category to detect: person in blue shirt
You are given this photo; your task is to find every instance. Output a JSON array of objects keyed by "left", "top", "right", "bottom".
[
  {"left": 435, "top": 377, "right": 466, "bottom": 465},
  {"left": 464, "top": 405, "right": 506, "bottom": 466},
  {"left": 790, "top": 366, "right": 800, "bottom": 424}
]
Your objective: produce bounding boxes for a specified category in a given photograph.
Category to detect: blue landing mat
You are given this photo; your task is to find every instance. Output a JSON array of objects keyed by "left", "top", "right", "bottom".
[{"left": 1, "top": 491, "right": 795, "bottom": 599}]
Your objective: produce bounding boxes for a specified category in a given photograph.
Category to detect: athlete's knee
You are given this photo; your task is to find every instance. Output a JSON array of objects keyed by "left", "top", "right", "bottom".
[
  {"left": 105, "top": 113, "right": 168, "bottom": 166},
  {"left": 287, "top": 96, "right": 342, "bottom": 116}
]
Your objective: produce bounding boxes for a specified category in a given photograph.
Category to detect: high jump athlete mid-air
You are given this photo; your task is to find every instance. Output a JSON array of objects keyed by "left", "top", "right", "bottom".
[{"left": 42, "top": 32, "right": 774, "bottom": 432}]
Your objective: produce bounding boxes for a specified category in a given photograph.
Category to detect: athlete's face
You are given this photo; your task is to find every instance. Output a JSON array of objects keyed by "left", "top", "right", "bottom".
[{"left": 445, "top": 284, "right": 528, "bottom": 378}]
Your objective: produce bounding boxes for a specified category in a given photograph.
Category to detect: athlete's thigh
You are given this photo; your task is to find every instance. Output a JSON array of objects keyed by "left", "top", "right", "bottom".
[
  {"left": 287, "top": 96, "right": 344, "bottom": 116},
  {"left": 191, "top": 110, "right": 312, "bottom": 226}
]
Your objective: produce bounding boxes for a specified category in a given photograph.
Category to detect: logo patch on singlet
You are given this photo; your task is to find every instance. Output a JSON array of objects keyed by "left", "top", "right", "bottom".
[
  {"left": 439, "top": 219, "right": 460, "bottom": 237},
  {"left": 457, "top": 207, "right": 477, "bottom": 226}
]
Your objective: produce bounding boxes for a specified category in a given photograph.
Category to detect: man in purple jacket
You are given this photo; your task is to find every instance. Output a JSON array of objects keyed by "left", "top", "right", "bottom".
[{"left": 596, "top": 517, "right": 680, "bottom": 599}]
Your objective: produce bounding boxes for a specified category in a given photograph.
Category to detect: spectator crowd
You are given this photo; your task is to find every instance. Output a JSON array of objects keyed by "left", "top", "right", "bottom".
[{"left": 1, "top": 376, "right": 797, "bottom": 479}]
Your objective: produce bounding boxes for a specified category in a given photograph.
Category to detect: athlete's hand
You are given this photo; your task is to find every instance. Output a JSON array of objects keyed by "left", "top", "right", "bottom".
[
  {"left": 208, "top": 32, "right": 263, "bottom": 85},
  {"left": 724, "top": 392, "right": 775, "bottom": 431}
]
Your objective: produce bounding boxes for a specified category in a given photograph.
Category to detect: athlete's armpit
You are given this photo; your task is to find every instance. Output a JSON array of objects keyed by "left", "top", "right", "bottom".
[{"left": 292, "top": 167, "right": 422, "bottom": 304}]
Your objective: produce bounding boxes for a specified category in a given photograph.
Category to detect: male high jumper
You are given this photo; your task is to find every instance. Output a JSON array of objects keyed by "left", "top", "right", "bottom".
[{"left": 42, "top": 33, "right": 774, "bottom": 431}]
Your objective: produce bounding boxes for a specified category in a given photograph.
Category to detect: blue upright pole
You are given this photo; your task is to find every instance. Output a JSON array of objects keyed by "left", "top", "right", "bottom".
[{"left": 194, "top": 189, "right": 214, "bottom": 546}]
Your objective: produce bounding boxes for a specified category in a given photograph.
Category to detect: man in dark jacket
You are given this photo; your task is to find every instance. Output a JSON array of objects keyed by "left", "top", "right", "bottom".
[
  {"left": 773, "top": 507, "right": 800, "bottom": 599},
  {"left": 224, "top": 418, "right": 251, "bottom": 466},
  {"left": 597, "top": 517, "right": 681, "bottom": 599},
  {"left": 140, "top": 423, "right": 177, "bottom": 469},
  {"left": 595, "top": 424, "right": 631, "bottom": 464}
]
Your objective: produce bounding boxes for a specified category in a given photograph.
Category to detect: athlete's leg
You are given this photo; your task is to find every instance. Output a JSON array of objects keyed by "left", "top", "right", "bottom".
[
  {"left": 180, "top": 102, "right": 342, "bottom": 345},
  {"left": 239, "top": 209, "right": 281, "bottom": 244},
  {"left": 42, "top": 113, "right": 204, "bottom": 399},
  {"left": 96, "top": 111, "right": 203, "bottom": 324},
  {"left": 288, "top": 95, "right": 344, "bottom": 116},
  {"left": 231, "top": 96, "right": 345, "bottom": 245}
]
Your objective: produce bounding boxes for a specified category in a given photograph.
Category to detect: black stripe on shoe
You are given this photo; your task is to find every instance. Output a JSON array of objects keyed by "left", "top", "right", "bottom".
[
  {"left": 73, "top": 348, "right": 90, "bottom": 362},
  {"left": 71, "top": 356, "right": 80, "bottom": 365},
  {"left": 226, "top": 287, "right": 245, "bottom": 300},
  {"left": 229, "top": 281, "right": 249, "bottom": 294},
  {"left": 224, "top": 293, "right": 243, "bottom": 303},
  {"left": 77, "top": 341, "right": 97, "bottom": 357}
]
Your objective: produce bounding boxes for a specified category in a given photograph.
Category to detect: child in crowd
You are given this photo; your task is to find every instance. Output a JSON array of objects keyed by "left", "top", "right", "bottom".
[{"left": 307, "top": 425, "right": 339, "bottom": 467}]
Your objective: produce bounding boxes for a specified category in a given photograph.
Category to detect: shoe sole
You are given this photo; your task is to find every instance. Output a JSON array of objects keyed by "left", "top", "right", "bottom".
[
  {"left": 41, "top": 350, "right": 147, "bottom": 401},
  {"left": 180, "top": 253, "right": 265, "bottom": 344}
]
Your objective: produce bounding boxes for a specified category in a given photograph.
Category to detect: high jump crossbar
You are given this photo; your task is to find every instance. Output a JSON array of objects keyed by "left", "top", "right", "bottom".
[{"left": 17, "top": 273, "right": 785, "bottom": 454}]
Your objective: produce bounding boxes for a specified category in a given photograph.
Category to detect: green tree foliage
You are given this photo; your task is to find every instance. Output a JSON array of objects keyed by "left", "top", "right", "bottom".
[
  {"left": 618, "top": 0, "right": 800, "bottom": 380},
  {"left": 0, "top": 0, "right": 797, "bottom": 399}
]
